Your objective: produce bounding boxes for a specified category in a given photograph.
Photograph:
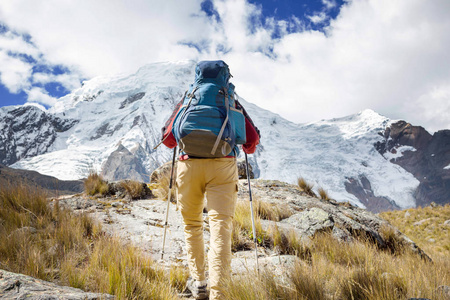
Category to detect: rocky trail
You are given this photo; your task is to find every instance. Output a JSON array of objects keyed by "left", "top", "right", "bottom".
[{"left": 56, "top": 178, "right": 429, "bottom": 271}]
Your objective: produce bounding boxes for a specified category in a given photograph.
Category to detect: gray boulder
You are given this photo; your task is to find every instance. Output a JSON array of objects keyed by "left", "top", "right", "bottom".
[{"left": 0, "top": 269, "right": 113, "bottom": 299}]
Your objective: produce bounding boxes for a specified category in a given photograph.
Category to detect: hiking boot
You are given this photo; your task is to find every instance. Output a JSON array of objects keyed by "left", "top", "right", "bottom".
[{"left": 184, "top": 278, "right": 208, "bottom": 299}]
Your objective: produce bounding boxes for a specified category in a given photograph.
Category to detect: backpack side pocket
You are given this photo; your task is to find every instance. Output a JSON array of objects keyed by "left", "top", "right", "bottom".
[{"left": 230, "top": 106, "right": 246, "bottom": 144}]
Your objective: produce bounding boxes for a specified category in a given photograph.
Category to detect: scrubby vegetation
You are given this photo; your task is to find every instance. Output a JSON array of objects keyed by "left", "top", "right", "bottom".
[
  {"left": 2, "top": 180, "right": 449, "bottom": 300},
  {"left": 297, "top": 176, "right": 316, "bottom": 197},
  {"left": 224, "top": 229, "right": 450, "bottom": 300},
  {"left": 318, "top": 187, "right": 331, "bottom": 201},
  {"left": 119, "top": 180, "right": 147, "bottom": 200},
  {"left": 151, "top": 166, "right": 177, "bottom": 202},
  {"left": 228, "top": 195, "right": 449, "bottom": 300},
  {"left": 0, "top": 183, "right": 181, "bottom": 299},
  {"left": 380, "top": 204, "right": 450, "bottom": 257},
  {"left": 84, "top": 172, "right": 109, "bottom": 196},
  {"left": 84, "top": 172, "right": 151, "bottom": 200}
]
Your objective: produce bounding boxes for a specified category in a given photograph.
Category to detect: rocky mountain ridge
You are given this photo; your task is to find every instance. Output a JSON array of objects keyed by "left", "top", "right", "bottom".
[
  {"left": 0, "top": 105, "right": 78, "bottom": 166},
  {"left": 375, "top": 121, "right": 450, "bottom": 207},
  {"left": 0, "top": 163, "right": 83, "bottom": 196}
]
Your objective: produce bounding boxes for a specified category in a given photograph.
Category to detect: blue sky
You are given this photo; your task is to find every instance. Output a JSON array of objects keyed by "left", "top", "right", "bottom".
[{"left": 0, "top": 0, "right": 449, "bottom": 132}]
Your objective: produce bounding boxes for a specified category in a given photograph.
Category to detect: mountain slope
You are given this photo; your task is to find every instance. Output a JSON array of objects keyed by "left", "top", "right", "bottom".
[
  {"left": 1, "top": 60, "right": 448, "bottom": 211},
  {"left": 0, "top": 163, "right": 83, "bottom": 196}
]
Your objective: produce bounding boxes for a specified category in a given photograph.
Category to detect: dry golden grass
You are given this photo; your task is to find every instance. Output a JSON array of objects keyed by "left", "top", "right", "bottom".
[
  {"left": 0, "top": 183, "right": 180, "bottom": 299},
  {"left": 224, "top": 230, "right": 450, "bottom": 300},
  {"left": 226, "top": 202, "right": 450, "bottom": 300},
  {"left": 267, "top": 224, "right": 312, "bottom": 261},
  {"left": 169, "top": 265, "right": 190, "bottom": 293},
  {"left": 254, "top": 198, "right": 293, "bottom": 222},
  {"left": 4, "top": 181, "right": 449, "bottom": 300},
  {"left": 119, "top": 180, "right": 145, "bottom": 200},
  {"left": 232, "top": 199, "right": 310, "bottom": 260},
  {"left": 84, "top": 172, "right": 109, "bottom": 196},
  {"left": 297, "top": 177, "right": 316, "bottom": 197},
  {"left": 380, "top": 204, "right": 450, "bottom": 258},
  {"left": 232, "top": 200, "right": 265, "bottom": 251},
  {"left": 318, "top": 186, "right": 331, "bottom": 201},
  {"left": 152, "top": 168, "right": 177, "bottom": 202}
]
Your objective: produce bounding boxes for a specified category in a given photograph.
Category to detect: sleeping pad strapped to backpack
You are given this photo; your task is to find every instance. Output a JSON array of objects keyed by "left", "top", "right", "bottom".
[{"left": 172, "top": 60, "right": 246, "bottom": 158}]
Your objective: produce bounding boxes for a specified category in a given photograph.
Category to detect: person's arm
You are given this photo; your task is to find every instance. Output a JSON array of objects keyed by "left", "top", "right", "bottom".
[
  {"left": 243, "top": 117, "right": 260, "bottom": 154},
  {"left": 160, "top": 93, "right": 186, "bottom": 149},
  {"left": 235, "top": 100, "right": 260, "bottom": 154}
]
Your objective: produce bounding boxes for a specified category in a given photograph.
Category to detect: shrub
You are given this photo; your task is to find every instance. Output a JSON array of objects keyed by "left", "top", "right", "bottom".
[
  {"left": 119, "top": 180, "right": 146, "bottom": 200},
  {"left": 84, "top": 172, "right": 109, "bottom": 196},
  {"left": 297, "top": 177, "right": 316, "bottom": 197}
]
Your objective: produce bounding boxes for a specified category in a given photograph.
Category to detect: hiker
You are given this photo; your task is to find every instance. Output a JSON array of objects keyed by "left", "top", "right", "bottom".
[{"left": 160, "top": 60, "right": 260, "bottom": 299}]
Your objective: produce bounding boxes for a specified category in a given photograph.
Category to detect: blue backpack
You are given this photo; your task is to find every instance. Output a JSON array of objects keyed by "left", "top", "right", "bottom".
[{"left": 173, "top": 61, "right": 246, "bottom": 158}]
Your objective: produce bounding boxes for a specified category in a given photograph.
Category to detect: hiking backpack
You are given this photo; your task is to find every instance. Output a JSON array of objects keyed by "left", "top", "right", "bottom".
[{"left": 172, "top": 60, "right": 246, "bottom": 158}]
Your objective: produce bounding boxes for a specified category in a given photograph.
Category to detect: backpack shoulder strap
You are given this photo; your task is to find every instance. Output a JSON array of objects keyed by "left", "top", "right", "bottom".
[{"left": 211, "top": 88, "right": 230, "bottom": 155}]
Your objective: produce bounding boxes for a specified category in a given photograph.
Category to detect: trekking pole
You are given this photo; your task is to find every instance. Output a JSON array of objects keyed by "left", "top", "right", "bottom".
[
  {"left": 244, "top": 152, "right": 259, "bottom": 273},
  {"left": 161, "top": 146, "right": 177, "bottom": 260}
]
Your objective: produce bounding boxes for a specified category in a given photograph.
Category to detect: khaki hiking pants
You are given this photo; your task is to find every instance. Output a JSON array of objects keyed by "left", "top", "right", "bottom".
[{"left": 176, "top": 157, "right": 238, "bottom": 300}]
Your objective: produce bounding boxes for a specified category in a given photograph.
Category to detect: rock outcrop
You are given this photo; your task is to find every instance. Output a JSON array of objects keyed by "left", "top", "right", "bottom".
[
  {"left": 375, "top": 121, "right": 450, "bottom": 206},
  {"left": 344, "top": 175, "right": 400, "bottom": 212},
  {"left": 0, "top": 269, "right": 113, "bottom": 299},
  {"left": 0, "top": 106, "right": 78, "bottom": 166},
  {"left": 101, "top": 143, "right": 147, "bottom": 182}
]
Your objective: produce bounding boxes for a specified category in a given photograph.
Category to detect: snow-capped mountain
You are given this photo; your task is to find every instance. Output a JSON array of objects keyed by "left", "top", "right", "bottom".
[{"left": 1, "top": 60, "right": 448, "bottom": 212}]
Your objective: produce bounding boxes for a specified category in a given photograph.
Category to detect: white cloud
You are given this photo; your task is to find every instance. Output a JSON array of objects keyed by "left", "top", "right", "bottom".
[
  {"left": 0, "top": 50, "right": 32, "bottom": 93},
  {"left": 307, "top": 12, "right": 328, "bottom": 24},
  {"left": 406, "top": 83, "right": 450, "bottom": 133},
  {"left": 215, "top": 0, "right": 450, "bottom": 132},
  {"left": 26, "top": 87, "right": 57, "bottom": 106},
  {"left": 322, "top": 0, "right": 337, "bottom": 10},
  {"left": 32, "top": 72, "right": 81, "bottom": 91},
  {"left": 0, "top": 0, "right": 449, "bottom": 132},
  {"left": 0, "top": 0, "right": 208, "bottom": 76},
  {"left": 0, "top": 31, "right": 39, "bottom": 58}
]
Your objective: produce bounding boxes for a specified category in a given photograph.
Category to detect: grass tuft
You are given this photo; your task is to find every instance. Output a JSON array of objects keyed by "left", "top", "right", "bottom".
[
  {"left": 297, "top": 177, "right": 316, "bottom": 197},
  {"left": 119, "top": 180, "right": 147, "bottom": 200},
  {"left": 268, "top": 224, "right": 312, "bottom": 261},
  {"left": 378, "top": 223, "right": 407, "bottom": 255},
  {"left": 380, "top": 204, "right": 450, "bottom": 257},
  {"left": 152, "top": 168, "right": 177, "bottom": 202},
  {"left": 254, "top": 199, "right": 292, "bottom": 222},
  {"left": 84, "top": 172, "right": 109, "bottom": 196},
  {"left": 318, "top": 186, "right": 331, "bottom": 201},
  {"left": 340, "top": 266, "right": 407, "bottom": 300}
]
